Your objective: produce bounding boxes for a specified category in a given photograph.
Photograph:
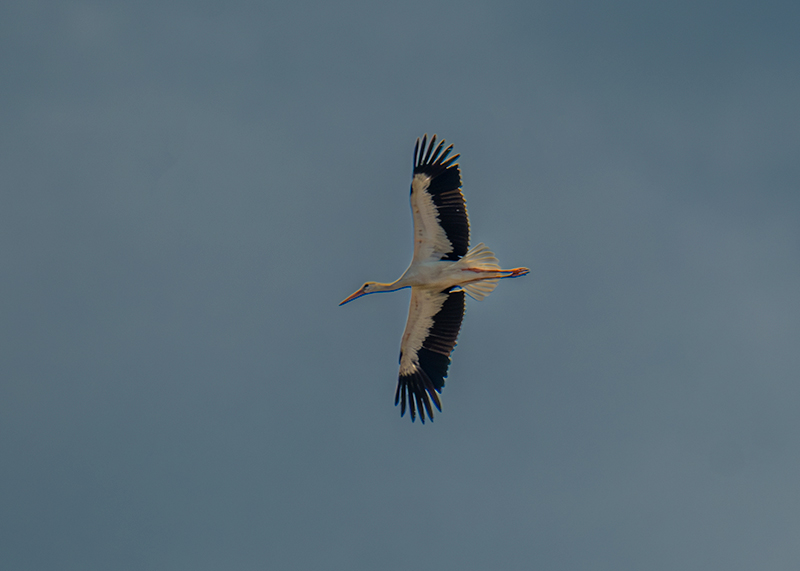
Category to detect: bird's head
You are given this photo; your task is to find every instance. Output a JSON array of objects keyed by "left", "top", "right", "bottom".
[{"left": 339, "top": 282, "right": 380, "bottom": 305}]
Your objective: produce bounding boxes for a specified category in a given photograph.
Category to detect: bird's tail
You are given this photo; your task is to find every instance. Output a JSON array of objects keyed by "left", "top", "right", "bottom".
[
  {"left": 459, "top": 243, "right": 500, "bottom": 301},
  {"left": 461, "top": 242, "right": 500, "bottom": 269}
]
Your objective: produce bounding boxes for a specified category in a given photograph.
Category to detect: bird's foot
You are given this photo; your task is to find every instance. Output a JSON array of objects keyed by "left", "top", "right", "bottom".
[{"left": 505, "top": 267, "right": 530, "bottom": 278}]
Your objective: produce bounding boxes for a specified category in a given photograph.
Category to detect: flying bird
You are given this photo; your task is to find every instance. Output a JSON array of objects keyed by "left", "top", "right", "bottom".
[{"left": 340, "top": 135, "right": 529, "bottom": 423}]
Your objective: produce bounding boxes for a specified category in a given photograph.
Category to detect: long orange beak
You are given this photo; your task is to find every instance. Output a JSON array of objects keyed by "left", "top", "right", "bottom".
[{"left": 339, "top": 286, "right": 367, "bottom": 306}]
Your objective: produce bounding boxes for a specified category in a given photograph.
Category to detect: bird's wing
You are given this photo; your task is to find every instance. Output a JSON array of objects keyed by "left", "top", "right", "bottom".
[
  {"left": 396, "top": 287, "right": 465, "bottom": 422},
  {"left": 410, "top": 134, "right": 470, "bottom": 264}
]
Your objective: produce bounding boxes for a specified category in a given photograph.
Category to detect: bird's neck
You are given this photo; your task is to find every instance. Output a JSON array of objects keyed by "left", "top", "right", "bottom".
[{"left": 373, "top": 280, "right": 407, "bottom": 293}]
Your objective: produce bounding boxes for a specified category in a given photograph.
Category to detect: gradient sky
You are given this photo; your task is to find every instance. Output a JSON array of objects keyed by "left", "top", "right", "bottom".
[{"left": 2, "top": 1, "right": 800, "bottom": 569}]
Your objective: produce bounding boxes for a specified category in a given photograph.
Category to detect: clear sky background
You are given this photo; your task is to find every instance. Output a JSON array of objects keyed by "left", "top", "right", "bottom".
[{"left": 2, "top": 1, "right": 799, "bottom": 569}]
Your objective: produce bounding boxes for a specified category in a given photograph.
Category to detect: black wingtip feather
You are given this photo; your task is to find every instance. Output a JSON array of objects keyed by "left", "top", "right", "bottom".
[
  {"left": 423, "top": 134, "right": 437, "bottom": 164},
  {"left": 430, "top": 139, "right": 446, "bottom": 165},
  {"left": 417, "top": 134, "right": 428, "bottom": 166},
  {"left": 395, "top": 369, "right": 443, "bottom": 424},
  {"left": 414, "top": 134, "right": 460, "bottom": 171},
  {"left": 440, "top": 153, "right": 460, "bottom": 169}
]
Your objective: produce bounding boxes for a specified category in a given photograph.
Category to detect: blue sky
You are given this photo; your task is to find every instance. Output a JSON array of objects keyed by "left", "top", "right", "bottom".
[{"left": 2, "top": 1, "right": 800, "bottom": 569}]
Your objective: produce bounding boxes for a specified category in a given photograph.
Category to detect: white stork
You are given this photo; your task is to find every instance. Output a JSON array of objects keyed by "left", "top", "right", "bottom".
[{"left": 340, "top": 135, "right": 529, "bottom": 423}]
